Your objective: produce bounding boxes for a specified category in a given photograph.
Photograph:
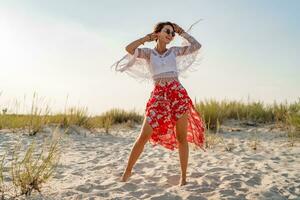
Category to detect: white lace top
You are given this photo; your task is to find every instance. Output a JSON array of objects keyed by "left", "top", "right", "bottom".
[{"left": 111, "top": 32, "right": 203, "bottom": 83}]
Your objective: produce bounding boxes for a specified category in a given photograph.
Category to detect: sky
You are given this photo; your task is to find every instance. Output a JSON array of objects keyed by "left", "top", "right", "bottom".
[{"left": 0, "top": 0, "right": 299, "bottom": 115}]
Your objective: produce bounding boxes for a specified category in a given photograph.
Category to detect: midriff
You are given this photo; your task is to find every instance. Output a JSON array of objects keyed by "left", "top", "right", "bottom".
[
  {"left": 153, "top": 76, "right": 179, "bottom": 85},
  {"left": 152, "top": 71, "right": 179, "bottom": 85}
]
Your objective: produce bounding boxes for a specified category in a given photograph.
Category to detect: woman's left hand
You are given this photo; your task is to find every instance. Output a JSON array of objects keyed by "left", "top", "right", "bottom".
[{"left": 172, "top": 23, "right": 185, "bottom": 35}]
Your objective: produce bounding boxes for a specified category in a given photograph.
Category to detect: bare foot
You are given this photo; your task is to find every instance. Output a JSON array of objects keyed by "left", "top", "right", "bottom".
[
  {"left": 120, "top": 171, "right": 132, "bottom": 182},
  {"left": 179, "top": 178, "right": 187, "bottom": 186}
]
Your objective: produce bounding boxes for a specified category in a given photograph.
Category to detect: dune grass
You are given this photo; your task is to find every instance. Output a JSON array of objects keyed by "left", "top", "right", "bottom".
[
  {"left": 0, "top": 127, "right": 63, "bottom": 198},
  {"left": 11, "top": 138, "right": 61, "bottom": 196},
  {"left": 49, "top": 106, "right": 91, "bottom": 129},
  {"left": 0, "top": 93, "right": 142, "bottom": 133},
  {"left": 0, "top": 93, "right": 299, "bottom": 135},
  {"left": 286, "top": 112, "right": 300, "bottom": 146},
  {"left": 0, "top": 150, "right": 6, "bottom": 199},
  {"left": 0, "top": 92, "right": 51, "bottom": 135},
  {"left": 88, "top": 108, "right": 143, "bottom": 132},
  {"left": 195, "top": 97, "right": 300, "bottom": 133}
]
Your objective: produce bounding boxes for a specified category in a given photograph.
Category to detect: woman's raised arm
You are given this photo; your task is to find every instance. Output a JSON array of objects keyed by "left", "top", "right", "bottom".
[
  {"left": 172, "top": 23, "right": 202, "bottom": 56},
  {"left": 125, "top": 32, "right": 158, "bottom": 60}
]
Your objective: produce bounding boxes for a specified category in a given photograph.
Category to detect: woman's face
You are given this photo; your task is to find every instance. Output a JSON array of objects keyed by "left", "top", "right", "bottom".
[{"left": 157, "top": 24, "right": 175, "bottom": 44}]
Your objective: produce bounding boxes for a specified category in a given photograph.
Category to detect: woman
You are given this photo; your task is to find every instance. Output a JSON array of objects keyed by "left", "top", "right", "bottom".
[{"left": 111, "top": 21, "right": 206, "bottom": 186}]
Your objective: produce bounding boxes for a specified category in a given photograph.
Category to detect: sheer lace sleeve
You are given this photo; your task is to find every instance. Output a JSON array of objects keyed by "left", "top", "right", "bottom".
[
  {"left": 136, "top": 47, "right": 151, "bottom": 60},
  {"left": 110, "top": 47, "right": 153, "bottom": 83},
  {"left": 173, "top": 31, "right": 204, "bottom": 79},
  {"left": 172, "top": 32, "right": 201, "bottom": 56}
]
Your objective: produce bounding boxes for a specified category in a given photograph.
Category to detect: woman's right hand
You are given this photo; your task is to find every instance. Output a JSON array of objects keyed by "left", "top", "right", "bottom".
[
  {"left": 144, "top": 32, "right": 158, "bottom": 42},
  {"left": 126, "top": 32, "right": 157, "bottom": 54}
]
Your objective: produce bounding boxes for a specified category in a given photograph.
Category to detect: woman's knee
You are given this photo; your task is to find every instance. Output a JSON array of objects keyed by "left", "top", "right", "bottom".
[
  {"left": 175, "top": 112, "right": 188, "bottom": 143},
  {"left": 176, "top": 132, "right": 187, "bottom": 143},
  {"left": 138, "top": 119, "right": 153, "bottom": 144},
  {"left": 138, "top": 131, "right": 151, "bottom": 143}
]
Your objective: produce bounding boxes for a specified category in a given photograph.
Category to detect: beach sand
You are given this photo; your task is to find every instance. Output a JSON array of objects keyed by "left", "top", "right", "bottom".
[{"left": 0, "top": 120, "right": 299, "bottom": 200}]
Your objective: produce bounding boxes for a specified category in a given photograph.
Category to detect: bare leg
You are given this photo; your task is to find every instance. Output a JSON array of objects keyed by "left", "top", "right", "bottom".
[
  {"left": 176, "top": 111, "right": 189, "bottom": 186},
  {"left": 121, "top": 116, "right": 153, "bottom": 182}
]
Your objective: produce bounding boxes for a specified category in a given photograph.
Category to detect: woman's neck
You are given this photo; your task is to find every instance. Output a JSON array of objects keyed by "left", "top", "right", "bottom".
[{"left": 155, "top": 41, "right": 167, "bottom": 54}]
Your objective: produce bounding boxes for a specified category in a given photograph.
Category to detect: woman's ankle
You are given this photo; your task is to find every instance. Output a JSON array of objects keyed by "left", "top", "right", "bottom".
[
  {"left": 180, "top": 174, "right": 186, "bottom": 180},
  {"left": 124, "top": 168, "right": 132, "bottom": 174}
]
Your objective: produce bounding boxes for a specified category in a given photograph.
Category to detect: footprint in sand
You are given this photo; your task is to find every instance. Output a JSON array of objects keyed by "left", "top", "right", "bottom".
[
  {"left": 245, "top": 174, "right": 262, "bottom": 187},
  {"left": 220, "top": 189, "right": 236, "bottom": 197},
  {"left": 166, "top": 174, "right": 180, "bottom": 185},
  {"left": 121, "top": 182, "right": 139, "bottom": 190},
  {"left": 185, "top": 194, "right": 207, "bottom": 200},
  {"left": 150, "top": 192, "right": 182, "bottom": 200},
  {"left": 190, "top": 172, "right": 204, "bottom": 178},
  {"left": 75, "top": 183, "right": 94, "bottom": 193},
  {"left": 221, "top": 173, "right": 243, "bottom": 181}
]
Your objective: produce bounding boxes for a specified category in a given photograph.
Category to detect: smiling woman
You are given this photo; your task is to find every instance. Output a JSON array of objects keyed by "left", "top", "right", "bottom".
[
  {"left": 111, "top": 20, "right": 206, "bottom": 186},
  {"left": 111, "top": 20, "right": 204, "bottom": 83}
]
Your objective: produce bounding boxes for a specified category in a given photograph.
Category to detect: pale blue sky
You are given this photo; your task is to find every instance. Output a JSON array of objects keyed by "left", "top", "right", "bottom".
[{"left": 0, "top": 0, "right": 299, "bottom": 115}]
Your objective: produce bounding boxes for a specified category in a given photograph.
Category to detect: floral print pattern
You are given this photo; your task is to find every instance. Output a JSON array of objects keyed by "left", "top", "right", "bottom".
[{"left": 145, "top": 79, "right": 206, "bottom": 151}]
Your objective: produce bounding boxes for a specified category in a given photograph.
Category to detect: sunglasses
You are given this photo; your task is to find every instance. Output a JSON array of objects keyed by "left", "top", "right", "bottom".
[{"left": 163, "top": 29, "right": 175, "bottom": 37}]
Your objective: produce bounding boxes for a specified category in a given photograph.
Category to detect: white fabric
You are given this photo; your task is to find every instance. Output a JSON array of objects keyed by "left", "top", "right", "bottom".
[
  {"left": 110, "top": 47, "right": 152, "bottom": 83},
  {"left": 150, "top": 47, "right": 177, "bottom": 77},
  {"left": 110, "top": 25, "right": 203, "bottom": 84}
]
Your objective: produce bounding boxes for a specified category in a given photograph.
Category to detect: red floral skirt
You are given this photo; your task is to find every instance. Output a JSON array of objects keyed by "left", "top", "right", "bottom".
[{"left": 145, "top": 79, "right": 206, "bottom": 151}]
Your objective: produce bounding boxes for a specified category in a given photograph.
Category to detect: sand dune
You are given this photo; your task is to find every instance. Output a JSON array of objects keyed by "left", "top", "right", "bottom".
[{"left": 0, "top": 121, "right": 299, "bottom": 199}]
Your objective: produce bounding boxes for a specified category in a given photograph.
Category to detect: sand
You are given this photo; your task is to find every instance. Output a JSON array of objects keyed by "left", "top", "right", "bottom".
[{"left": 0, "top": 120, "right": 299, "bottom": 200}]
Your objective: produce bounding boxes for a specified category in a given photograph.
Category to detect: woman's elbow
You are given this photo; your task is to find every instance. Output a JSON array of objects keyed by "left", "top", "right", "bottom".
[
  {"left": 196, "top": 42, "right": 202, "bottom": 50},
  {"left": 125, "top": 46, "right": 135, "bottom": 55},
  {"left": 125, "top": 46, "right": 130, "bottom": 53}
]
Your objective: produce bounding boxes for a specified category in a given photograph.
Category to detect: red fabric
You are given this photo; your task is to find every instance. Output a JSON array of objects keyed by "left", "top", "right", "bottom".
[{"left": 145, "top": 79, "right": 206, "bottom": 151}]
